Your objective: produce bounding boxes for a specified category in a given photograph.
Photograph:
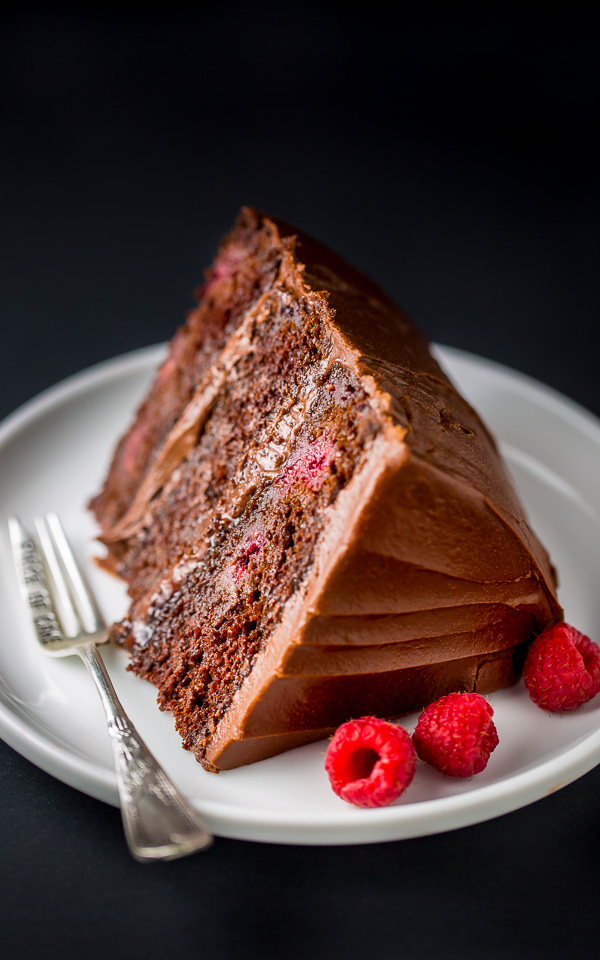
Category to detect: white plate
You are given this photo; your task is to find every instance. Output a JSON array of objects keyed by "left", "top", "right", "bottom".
[{"left": 1, "top": 344, "right": 599, "bottom": 845}]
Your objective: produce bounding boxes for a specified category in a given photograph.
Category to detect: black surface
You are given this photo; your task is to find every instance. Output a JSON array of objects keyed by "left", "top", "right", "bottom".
[{"left": 1, "top": 6, "right": 599, "bottom": 959}]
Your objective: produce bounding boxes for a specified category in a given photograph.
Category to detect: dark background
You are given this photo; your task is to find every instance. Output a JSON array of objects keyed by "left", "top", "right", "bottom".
[{"left": 1, "top": 5, "right": 599, "bottom": 958}]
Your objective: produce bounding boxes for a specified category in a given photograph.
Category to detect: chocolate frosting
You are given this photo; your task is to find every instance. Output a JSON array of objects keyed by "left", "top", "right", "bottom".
[{"left": 94, "top": 209, "right": 562, "bottom": 770}]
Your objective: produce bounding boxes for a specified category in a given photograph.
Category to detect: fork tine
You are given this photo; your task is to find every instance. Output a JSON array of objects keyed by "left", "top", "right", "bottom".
[
  {"left": 44, "top": 513, "right": 106, "bottom": 637},
  {"left": 34, "top": 515, "right": 81, "bottom": 639}
]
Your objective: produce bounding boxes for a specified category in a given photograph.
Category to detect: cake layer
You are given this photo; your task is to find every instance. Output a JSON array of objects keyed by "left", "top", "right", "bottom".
[
  {"left": 91, "top": 210, "right": 285, "bottom": 531},
  {"left": 104, "top": 280, "right": 368, "bottom": 598}
]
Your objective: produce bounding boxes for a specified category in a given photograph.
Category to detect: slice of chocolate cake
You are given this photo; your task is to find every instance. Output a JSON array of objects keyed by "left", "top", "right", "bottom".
[{"left": 91, "top": 208, "right": 562, "bottom": 771}]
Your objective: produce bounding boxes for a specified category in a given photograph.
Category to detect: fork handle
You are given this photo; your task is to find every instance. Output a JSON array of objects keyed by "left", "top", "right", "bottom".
[{"left": 77, "top": 643, "right": 212, "bottom": 860}]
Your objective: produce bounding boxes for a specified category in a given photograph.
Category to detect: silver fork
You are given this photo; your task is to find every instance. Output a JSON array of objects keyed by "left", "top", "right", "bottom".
[{"left": 8, "top": 513, "right": 212, "bottom": 861}]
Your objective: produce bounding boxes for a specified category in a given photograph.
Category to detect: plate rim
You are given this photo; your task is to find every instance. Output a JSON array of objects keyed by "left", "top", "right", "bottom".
[{"left": 2, "top": 342, "right": 600, "bottom": 845}]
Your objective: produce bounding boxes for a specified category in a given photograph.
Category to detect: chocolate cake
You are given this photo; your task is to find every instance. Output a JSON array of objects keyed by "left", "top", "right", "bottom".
[{"left": 91, "top": 207, "right": 562, "bottom": 771}]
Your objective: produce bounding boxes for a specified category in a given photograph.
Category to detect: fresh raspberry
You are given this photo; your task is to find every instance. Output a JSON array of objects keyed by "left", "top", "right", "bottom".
[
  {"left": 325, "top": 716, "right": 416, "bottom": 808},
  {"left": 523, "top": 621, "right": 600, "bottom": 712},
  {"left": 412, "top": 692, "right": 499, "bottom": 777}
]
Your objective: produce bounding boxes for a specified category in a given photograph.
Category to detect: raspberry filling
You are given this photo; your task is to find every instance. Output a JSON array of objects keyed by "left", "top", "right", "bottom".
[
  {"left": 232, "top": 531, "right": 266, "bottom": 582},
  {"left": 276, "top": 435, "right": 336, "bottom": 492}
]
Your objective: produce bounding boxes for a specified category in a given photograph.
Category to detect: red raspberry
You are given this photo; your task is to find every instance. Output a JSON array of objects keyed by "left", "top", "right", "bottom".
[
  {"left": 523, "top": 621, "right": 600, "bottom": 712},
  {"left": 325, "top": 716, "right": 416, "bottom": 807},
  {"left": 412, "top": 692, "right": 499, "bottom": 777}
]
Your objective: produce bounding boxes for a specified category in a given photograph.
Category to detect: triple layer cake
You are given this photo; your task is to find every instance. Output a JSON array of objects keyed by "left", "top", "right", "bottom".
[{"left": 91, "top": 208, "right": 561, "bottom": 771}]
